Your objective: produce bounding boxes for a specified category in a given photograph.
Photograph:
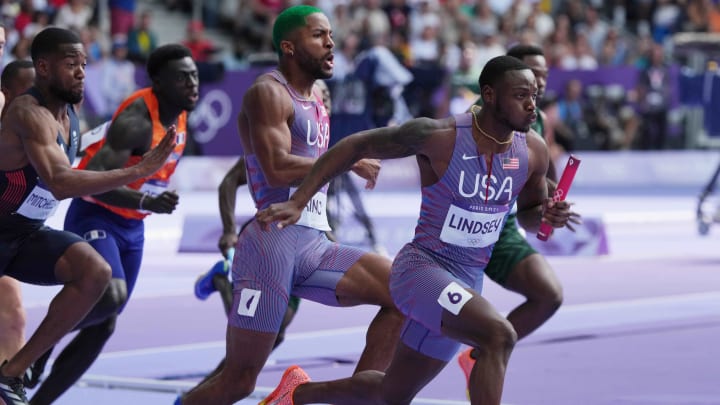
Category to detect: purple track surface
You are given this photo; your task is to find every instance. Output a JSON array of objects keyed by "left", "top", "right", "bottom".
[{"left": 18, "top": 190, "right": 720, "bottom": 405}]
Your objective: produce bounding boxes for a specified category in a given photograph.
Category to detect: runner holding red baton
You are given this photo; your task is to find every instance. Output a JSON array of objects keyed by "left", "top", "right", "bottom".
[{"left": 537, "top": 155, "right": 581, "bottom": 241}]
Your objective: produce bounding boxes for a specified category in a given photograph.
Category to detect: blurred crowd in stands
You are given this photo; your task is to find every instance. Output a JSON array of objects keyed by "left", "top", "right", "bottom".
[
  {"left": 0, "top": 0, "right": 222, "bottom": 154},
  {"left": 3, "top": 0, "right": 720, "bottom": 153},
  {"left": 163, "top": 0, "right": 720, "bottom": 152}
]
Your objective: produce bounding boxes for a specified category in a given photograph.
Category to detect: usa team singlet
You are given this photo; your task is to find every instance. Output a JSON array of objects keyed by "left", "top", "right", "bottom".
[
  {"left": 390, "top": 112, "right": 529, "bottom": 361},
  {"left": 229, "top": 71, "right": 365, "bottom": 332}
]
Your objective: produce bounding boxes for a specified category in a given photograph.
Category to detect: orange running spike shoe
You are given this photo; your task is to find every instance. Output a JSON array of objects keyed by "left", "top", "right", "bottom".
[{"left": 259, "top": 365, "right": 310, "bottom": 405}]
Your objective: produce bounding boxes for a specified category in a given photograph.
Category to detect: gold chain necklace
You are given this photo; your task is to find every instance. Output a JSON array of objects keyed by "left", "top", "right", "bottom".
[{"left": 470, "top": 105, "right": 514, "bottom": 145}]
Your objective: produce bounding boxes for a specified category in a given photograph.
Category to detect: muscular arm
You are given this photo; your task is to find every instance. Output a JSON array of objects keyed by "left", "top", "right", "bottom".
[
  {"left": 219, "top": 157, "right": 247, "bottom": 235},
  {"left": 288, "top": 117, "right": 449, "bottom": 209},
  {"left": 7, "top": 97, "right": 149, "bottom": 200},
  {"left": 244, "top": 81, "right": 318, "bottom": 187},
  {"left": 515, "top": 129, "right": 550, "bottom": 233},
  {"left": 84, "top": 100, "right": 154, "bottom": 208}
]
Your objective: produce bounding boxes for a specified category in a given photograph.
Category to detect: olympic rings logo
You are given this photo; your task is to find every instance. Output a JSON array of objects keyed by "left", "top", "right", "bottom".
[{"left": 188, "top": 89, "right": 233, "bottom": 143}]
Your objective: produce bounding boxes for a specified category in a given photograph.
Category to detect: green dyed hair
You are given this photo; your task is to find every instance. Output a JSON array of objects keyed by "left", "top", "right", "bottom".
[{"left": 272, "top": 5, "right": 324, "bottom": 57}]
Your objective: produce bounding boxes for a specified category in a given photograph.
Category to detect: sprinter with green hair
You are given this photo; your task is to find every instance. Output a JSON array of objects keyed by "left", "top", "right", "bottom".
[{"left": 178, "top": 6, "right": 403, "bottom": 405}]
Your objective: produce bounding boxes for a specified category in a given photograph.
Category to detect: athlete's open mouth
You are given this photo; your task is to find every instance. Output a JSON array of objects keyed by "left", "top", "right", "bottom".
[{"left": 324, "top": 53, "right": 334, "bottom": 69}]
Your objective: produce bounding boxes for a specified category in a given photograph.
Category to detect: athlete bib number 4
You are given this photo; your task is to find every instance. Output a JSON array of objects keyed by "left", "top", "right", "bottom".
[{"left": 440, "top": 204, "right": 508, "bottom": 248}]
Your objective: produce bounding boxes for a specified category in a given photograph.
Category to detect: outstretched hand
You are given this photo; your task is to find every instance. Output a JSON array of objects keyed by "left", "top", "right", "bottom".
[
  {"left": 255, "top": 201, "right": 303, "bottom": 231},
  {"left": 351, "top": 159, "right": 381, "bottom": 190},
  {"left": 137, "top": 125, "right": 177, "bottom": 176}
]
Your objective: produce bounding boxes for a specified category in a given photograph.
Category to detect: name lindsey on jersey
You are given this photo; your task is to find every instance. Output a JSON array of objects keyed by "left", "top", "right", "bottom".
[
  {"left": 448, "top": 214, "right": 503, "bottom": 235},
  {"left": 458, "top": 171, "right": 513, "bottom": 201}
]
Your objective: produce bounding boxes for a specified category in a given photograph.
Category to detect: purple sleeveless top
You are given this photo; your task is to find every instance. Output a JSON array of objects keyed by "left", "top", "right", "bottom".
[
  {"left": 412, "top": 113, "right": 529, "bottom": 267},
  {"left": 245, "top": 71, "right": 332, "bottom": 230}
]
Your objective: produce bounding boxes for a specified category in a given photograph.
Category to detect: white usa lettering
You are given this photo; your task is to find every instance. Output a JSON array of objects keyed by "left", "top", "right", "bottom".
[
  {"left": 305, "top": 119, "right": 329, "bottom": 149},
  {"left": 458, "top": 171, "right": 513, "bottom": 201}
]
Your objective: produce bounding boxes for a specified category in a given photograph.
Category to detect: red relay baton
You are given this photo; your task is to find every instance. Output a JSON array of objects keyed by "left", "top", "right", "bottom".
[{"left": 537, "top": 155, "right": 581, "bottom": 241}]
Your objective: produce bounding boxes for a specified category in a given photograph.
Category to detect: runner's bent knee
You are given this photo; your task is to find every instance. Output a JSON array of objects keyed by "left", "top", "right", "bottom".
[
  {"left": 58, "top": 243, "right": 112, "bottom": 291},
  {"left": 467, "top": 316, "right": 517, "bottom": 355},
  {"left": 436, "top": 290, "right": 517, "bottom": 355},
  {"left": 94, "top": 279, "right": 128, "bottom": 316}
]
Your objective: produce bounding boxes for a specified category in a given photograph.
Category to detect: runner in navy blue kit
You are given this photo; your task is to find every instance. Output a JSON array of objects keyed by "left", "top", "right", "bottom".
[
  {"left": 0, "top": 27, "right": 175, "bottom": 405},
  {"left": 256, "top": 55, "right": 573, "bottom": 405},
  {"left": 27, "top": 44, "right": 199, "bottom": 405},
  {"left": 179, "top": 6, "right": 403, "bottom": 405}
]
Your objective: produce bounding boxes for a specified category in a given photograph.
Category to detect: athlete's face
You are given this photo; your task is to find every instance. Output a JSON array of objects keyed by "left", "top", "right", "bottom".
[
  {"left": 156, "top": 56, "right": 200, "bottom": 111},
  {"left": 521, "top": 54, "right": 548, "bottom": 100},
  {"left": 47, "top": 43, "right": 86, "bottom": 104},
  {"left": 488, "top": 69, "right": 537, "bottom": 133},
  {"left": 293, "top": 13, "right": 334, "bottom": 80}
]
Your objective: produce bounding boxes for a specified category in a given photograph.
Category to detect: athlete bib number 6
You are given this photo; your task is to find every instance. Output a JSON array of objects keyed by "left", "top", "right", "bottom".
[{"left": 438, "top": 282, "right": 473, "bottom": 315}]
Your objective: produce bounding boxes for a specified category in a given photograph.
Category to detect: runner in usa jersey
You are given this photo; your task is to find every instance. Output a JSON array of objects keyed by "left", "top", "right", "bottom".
[
  {"left": 245, "top": 69, "right": 331, "bottom": 231},
  {"left": 184, "top": 79, "right": 336, "bottom": 399},
  {"left": 457, "top": 44, "right": 581, "bottom": 397},
  {"left": 180, "top": 7, "right": 403, "bottom": 405},
  {"left": 257, "top": 55, "right": 574, "bottom": 405},
  {"left": 412, "top": 113, "right": 528, "bottom": 269}
]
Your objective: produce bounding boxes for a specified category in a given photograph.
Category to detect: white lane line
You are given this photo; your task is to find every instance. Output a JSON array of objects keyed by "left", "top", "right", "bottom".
[{"left": 95, "top": 291, "right": 720, "bottom": 361}]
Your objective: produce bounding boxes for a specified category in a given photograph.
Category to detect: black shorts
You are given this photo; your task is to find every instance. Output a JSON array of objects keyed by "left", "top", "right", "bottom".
[{"left": 0, "top": 216, "right": 85, "bottom": 285}]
